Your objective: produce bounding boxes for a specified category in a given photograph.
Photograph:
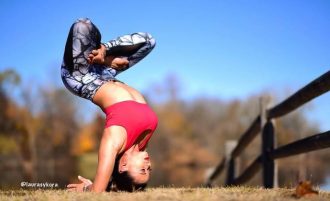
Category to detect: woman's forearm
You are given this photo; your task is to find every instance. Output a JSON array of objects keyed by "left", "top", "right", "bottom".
[{"left": 91, "top": 132, "right": 121, "bottom": 192}]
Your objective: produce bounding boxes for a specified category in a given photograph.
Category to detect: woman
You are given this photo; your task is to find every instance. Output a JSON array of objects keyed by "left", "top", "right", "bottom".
[{"left": 62, "top": 18, "right": 157, "bottom": 192}]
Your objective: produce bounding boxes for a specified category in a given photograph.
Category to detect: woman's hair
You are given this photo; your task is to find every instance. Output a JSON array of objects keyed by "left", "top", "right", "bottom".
[{"left": 106, "top": 156, "right": 147, "bottom": 192}]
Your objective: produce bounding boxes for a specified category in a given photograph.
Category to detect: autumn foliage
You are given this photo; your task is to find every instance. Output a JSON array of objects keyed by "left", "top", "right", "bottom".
[
  {"left": 0, "top": 70, "right": 329, "bottom": 189},
  {"left": 294, "top": 181, "right": 319, "bottom": 198}
]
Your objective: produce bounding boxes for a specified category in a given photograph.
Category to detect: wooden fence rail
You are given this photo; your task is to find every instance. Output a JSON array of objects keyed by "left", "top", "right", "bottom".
[{"left": 205, "top": 70, "right": 330, "bottom": 188}]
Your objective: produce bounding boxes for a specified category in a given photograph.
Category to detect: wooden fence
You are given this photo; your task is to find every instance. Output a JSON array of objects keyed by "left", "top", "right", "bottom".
[{"left": 205, "top": 70, "right": 330, "bottom": 188}]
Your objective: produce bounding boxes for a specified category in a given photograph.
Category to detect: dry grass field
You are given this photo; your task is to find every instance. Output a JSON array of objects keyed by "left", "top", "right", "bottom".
[{"left": 1, "top": 187, "right": 330, "bottom": 201}]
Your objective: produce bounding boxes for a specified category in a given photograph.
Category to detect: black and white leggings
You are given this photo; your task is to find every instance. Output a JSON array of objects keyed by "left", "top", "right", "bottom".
[{"left": 61, "top": 18, "right": 156, "bottom": 100}]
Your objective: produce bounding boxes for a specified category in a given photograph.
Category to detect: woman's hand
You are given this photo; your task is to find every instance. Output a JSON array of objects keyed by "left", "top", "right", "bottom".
[{"left": 67, "top": 175, "right": 93, "bottom": 192}]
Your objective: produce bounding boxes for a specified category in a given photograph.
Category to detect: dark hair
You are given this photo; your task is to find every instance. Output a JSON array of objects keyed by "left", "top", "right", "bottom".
[{"left": 106, "top": 157, "right": 147, "bottom": 192}]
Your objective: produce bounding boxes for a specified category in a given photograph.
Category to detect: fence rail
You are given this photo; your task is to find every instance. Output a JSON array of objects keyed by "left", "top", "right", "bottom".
[
  {"left": 205, "top": 70, "right": 330, "bottom": 188},
  {"left": 231, "top": 116, "right": 261, "bottom": 158},
  {"left": 268, "top": 70, "right": 330, "bottom": 119},
  {"left": 271, "top": 130, "right": 330, "bottom": 159}
]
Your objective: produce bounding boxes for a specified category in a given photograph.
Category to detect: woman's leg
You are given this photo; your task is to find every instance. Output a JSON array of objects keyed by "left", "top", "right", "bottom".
[
  {"left": 102, "top": 32, "right": 156, "bottom": 74},
  {"left": 63, "top": 18, "right": 102, "bottom": 73},
  {"left": 61, "top": 18, "right": 117, "bottom": 100}
]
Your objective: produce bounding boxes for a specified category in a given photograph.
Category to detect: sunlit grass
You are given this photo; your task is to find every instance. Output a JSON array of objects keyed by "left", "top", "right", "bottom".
[{"left": 1, "top": 187, "right": 329, "bottom": 201}]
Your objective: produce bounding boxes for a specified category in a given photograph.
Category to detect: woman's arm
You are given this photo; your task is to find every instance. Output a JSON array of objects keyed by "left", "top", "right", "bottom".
[
  {"left": 91, "top": 128, "right": 125, "bottom": 192},
  {"left": 67, "top": 127, "right": 125, "bottom": 192},
  {"left": 102, "top": 32, "right": 156, "bottom": 73}
]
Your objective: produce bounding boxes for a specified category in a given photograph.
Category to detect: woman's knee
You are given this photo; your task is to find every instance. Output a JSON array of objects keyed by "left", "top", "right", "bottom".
[
  {"left": 138, "top": 32, "right": 156, "bottom": 48},
  {"left": 146, "top": 33, "right": 156, "bottom": 48},
  {"left": 75, "top": 17, "right": 92, "bottom": 25},
  {"left": 72, "top": 18, "right": 93, "bottom": 35},
  {"left": 70, "top": 18, "right": 101, "bottom": 57},
  {"left": 72, "top": 18, "right": 101, "bottom": 40}
]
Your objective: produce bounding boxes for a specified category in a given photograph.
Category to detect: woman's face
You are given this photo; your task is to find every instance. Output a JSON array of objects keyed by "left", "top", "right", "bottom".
[{"left": 119, "top": 151, "right": 152, "bottom": 184}]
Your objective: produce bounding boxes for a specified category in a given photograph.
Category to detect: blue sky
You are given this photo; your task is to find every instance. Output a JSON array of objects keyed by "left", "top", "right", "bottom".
[{"left": 0, "top": 0, "right": 329, "bottom": 131}]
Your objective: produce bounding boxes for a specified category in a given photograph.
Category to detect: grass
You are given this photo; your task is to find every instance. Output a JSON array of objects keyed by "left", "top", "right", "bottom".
[{"left": 0, "top": 187, "right": 330, "bottom": 201}]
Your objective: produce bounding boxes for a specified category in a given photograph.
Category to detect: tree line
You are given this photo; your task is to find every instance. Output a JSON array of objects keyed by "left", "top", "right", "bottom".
[{"left": 0, "top": 69, "right": 329, "bottom": 189}]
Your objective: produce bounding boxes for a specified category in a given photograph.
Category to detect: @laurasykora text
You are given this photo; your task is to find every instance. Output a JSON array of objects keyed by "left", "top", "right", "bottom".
[{"left": 20, "top": 182, "right": 59, "bottom": 188}]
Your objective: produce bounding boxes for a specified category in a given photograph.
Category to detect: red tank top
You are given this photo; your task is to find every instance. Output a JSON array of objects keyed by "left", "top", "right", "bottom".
[{"left": 104, "top": 101, "right": 158, "bottom": 151}]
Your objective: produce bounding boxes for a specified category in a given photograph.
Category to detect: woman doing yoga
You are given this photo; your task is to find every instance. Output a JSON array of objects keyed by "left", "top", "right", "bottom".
[{"left": 61, "top": 18, "right": 157, "bottom": 192}]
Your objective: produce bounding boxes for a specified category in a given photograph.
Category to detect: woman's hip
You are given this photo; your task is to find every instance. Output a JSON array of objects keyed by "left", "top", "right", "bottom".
[{"left": 61, "top": 66, "right": 117, "bottom": 101}]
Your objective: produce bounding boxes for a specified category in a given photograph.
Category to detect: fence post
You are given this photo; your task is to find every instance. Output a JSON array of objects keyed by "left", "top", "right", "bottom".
[
  {"left": 262, "top": 121, "right": 275, "bottom": 188},
  {"left": 226, "top": 158, "right": 235, "bottom": 185},
  {"left": 260, "top": 96, "right": 275, "bottom": 188},
  {"left": 225, "top": 140, "right": 237, "bottom": 186}
]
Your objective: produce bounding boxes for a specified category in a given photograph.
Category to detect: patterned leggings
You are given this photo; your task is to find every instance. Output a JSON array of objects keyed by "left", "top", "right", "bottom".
[{"left": 61, "top": 18, "right": 156, "bottom": 100}]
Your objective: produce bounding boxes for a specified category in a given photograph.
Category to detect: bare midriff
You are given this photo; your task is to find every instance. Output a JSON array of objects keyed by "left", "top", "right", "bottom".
[{"left": 92, "top": 81, "right": 147, "bottom": 110}]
